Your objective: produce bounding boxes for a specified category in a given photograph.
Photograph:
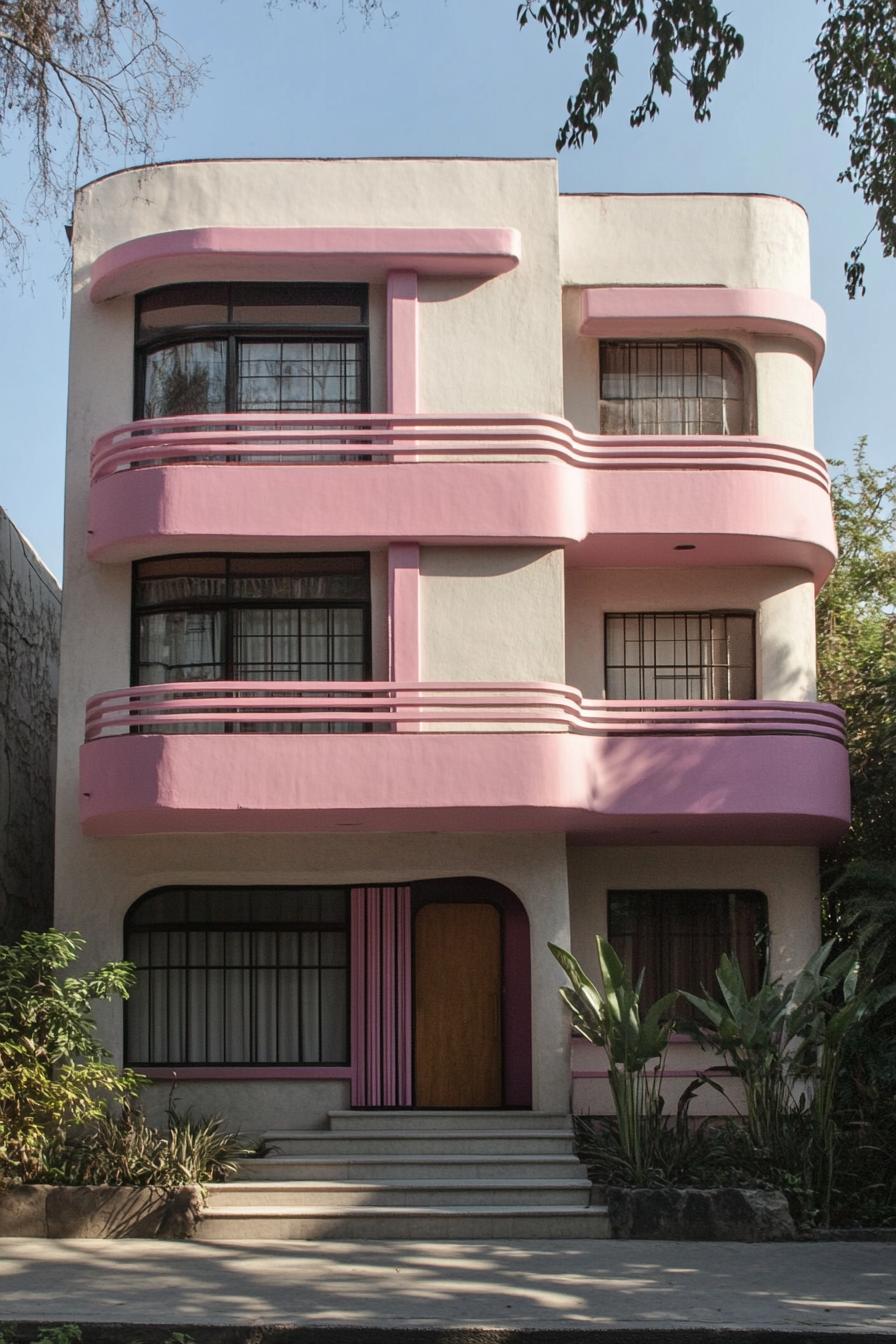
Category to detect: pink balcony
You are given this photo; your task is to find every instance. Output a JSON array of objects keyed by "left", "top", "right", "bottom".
[
  {"left": 80, "top": 683, "right": 850, "bottom": 843},
  {"left": 87, "top": 414, "right": 837, "bottom": 585}
]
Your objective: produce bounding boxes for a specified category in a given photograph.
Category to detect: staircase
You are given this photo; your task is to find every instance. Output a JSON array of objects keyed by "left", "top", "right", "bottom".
[{"left": 197, "top": 1110, "right": 609, "bottom": 1240}]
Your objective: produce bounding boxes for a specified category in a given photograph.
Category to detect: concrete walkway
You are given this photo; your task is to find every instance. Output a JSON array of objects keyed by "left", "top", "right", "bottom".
[{"left": 0, "top": 1239, "right": 894, "bottom": 1336}]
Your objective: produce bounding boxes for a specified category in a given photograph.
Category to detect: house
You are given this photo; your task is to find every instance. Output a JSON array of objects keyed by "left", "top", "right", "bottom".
[
  {"left": 55, "top": 158, "right": 848, "bottom": 1236},
  {"left": 1, "top": 506, "right": 60, "bottom": 941}
]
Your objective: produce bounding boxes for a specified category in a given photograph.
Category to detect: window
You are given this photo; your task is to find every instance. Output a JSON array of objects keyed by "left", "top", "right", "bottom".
[
  {"left": 135, "top": 282, "right": 368, "bottom": 420},
  {"left": 605, "top": 612, "right": 755, "bottom": 700},
  {"left": 607, "top": 889, "right": 767, "bottom": 1012},
  {"left": 600, "top": 341, "right": 745, "bottom": 435},
  {"left": 132, "top": 553, "right": 370, "bottom": 732},
  {"left": 124, "top": 887, "right": 349, "bottom": 1067}
]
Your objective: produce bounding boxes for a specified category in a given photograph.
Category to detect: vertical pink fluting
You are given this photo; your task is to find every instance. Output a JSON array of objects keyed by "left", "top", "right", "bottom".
[
  {"left": 386, "top": 270, "right": 418, "bottom": 415},
  {"left": 350, "top": 888, "right": 366, "bottom": 1107},
  {"left": 349, "top": 885, "right": 413, "bottom": 1107},
  {"left": 366, "top": 888, "right": 380, "bottom": 1107},
  {"left": 397, "top": 886, "right": 412, "bottom": 1105},
  {"left": 382, "top": 888, "right": 396, "bottom": 1107}
]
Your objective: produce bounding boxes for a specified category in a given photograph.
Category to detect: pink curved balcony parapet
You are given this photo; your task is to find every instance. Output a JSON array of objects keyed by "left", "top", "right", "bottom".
[
  {"left": 80, "top": 683, "right": 850, "bottom": 844},
  {"left": 87, "top": 413, "right": 837, "bottom": 584},
  {"left": 90, "top": 226, "right": 522, "bottom": 301},
  {"left": 579, "top": 286, "right": 827, "bottom": 377}
]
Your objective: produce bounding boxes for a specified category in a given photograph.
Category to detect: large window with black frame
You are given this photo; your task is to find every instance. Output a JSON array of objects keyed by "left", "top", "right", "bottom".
[
  {"left": 132, "top": 553, "right": 371, "bottom": 733},
  {"left": 124, "top": 887, "right": 350, "bottom": 1068},
  {"left": 134, "top": 281, "right": 368, "bottom": 461},
  {"left": 608, "top": 889, "right": 768, "bottom": 1013},
  {"left": 605, "top": 611, "right": 755, "bottom": 700},
  {"left": 599, "top": 340, "right": 746, "bottom": 436}
]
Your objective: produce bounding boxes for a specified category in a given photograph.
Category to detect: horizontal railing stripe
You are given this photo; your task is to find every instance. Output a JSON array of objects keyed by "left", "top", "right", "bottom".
[
  {"left": 83, "top": 682, "right": 847, "bottom": 745},
  {"left": 89, "top": 413, "right": 831, "bottom": 491}
]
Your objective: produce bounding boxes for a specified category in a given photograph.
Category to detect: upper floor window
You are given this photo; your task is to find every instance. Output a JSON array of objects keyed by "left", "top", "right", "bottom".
[
  {"left": 133, "top": 553, "right": 370, "bottom": 732},
  {"left": 608, "top": 889, "right": 767, "bottom": 1012},
  {"left": 600, "top": 341, "right": 745, "bottom": 435},
  {"left": 605, "top": 612, "right": 755, "bottom": 700},
  {"left": 135, "top": 282, "right": 368, "bottom": 420}
]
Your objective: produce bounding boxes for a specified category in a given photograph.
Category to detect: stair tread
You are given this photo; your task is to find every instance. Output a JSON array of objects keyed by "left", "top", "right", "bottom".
[
  {"left": 263, "top": 1129, "right": 573, "bottom": 1139},
  {"left": 202, "top": 1203, "right": 608, "bottom": 1218},
  {"left": 212, "top": 1179, "right": 591, "bottom": 1191},
  {"left": 243, "top": 1154, "right": 581, "bottom": 1165}
]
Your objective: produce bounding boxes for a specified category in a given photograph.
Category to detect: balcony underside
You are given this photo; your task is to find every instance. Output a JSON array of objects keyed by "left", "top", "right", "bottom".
[
  {"left": 87, "top": 419, "right": 837, "bottom": 587},
  {"left": 80, "top": 695, "right": 850, "bottom": 844}
]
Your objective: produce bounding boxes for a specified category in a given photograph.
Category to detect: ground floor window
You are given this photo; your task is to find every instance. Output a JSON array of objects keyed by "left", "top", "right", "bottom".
[
  {"left": 124, "top": 887, "right": 349, "bottom": 1066},
  {"left": 607, "top": 889, "right": 767, "bottom": 1011}
]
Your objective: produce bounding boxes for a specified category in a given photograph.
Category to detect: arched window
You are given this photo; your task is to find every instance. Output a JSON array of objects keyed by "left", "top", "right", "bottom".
[
  {"left": 124, "top": 887, "right": 350, "bottom": 1067},
  {"left": 599, "top": 341, "right": 746, "bottom": 435}
]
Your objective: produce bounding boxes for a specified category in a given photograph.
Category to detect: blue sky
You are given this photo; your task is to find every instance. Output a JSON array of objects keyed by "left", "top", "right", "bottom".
[{"left": 1, "top": 0, "right": 893, "bottom": 578}]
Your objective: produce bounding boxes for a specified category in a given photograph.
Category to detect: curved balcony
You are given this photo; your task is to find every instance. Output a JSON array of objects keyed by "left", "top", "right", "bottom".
[
  {"left": 80, "top": 683, "right": 850, "bottom": 843},
  {"left": 87, "top": 414, "right": 837, "bottom": 586}
]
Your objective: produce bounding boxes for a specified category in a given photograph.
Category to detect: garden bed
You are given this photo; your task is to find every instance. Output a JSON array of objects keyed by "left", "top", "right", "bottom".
[{"left": 0, "top": 1184, "right": 202, "bottom": 1238}]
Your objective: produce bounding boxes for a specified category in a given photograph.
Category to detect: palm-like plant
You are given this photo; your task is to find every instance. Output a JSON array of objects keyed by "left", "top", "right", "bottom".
[{"left": 550, "top": 936, "right": 677, "bottom": 1184}]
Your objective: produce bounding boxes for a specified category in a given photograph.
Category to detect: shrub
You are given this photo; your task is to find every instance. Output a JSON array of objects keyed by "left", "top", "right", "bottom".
[
  {"left": 0, "top": 930, "right": 142, "bottom": 1184},
  {"left": 60, "top": 1100, "right": 249, "bottom": 1190},
  {"left": 551, "top": 935, "right": 677, "bottom": 1184}
]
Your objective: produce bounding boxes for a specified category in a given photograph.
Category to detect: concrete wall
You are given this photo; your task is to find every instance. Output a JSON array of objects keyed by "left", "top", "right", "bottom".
[
  {"left": 420, "top": 546, "right": 565, "bottom": 683},
  {"left": 565, "top": 566, "right": 817, "bottom": 701},
  {"left": 0, "top": 509, "right": 61, "bottom": 941}
]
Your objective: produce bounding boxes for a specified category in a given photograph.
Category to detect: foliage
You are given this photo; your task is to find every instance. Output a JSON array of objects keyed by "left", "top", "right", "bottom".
[
  {"left": 818, "top": 441, "right": 896, "bottom": 879},
  {"left": 683, "top": 943, "right": 894, "bottom": 1225},
  {"left": 550, "top": 935, "right": 677, "bottom": 1183},
  {"left": 59, "top": 1099, "right": 249, "bottom": 1190},
  {"left": 517, "top": 1, "right": 896, "bottom": 296},
  {"left": 0, "top": 929, "right": 142, "bottom": 1184},
  {"left": 0, "top": 1, "right": 202, "bottom": 273}
]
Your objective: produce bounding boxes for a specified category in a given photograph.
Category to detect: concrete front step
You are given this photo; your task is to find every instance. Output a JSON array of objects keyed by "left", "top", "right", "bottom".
[
  {"left": 196, "top": 1203, "right": 610, "bottom": 1241},
  {"left": 237, "top": 1153, "right": 585, "bottom": 1182},
  {"left": 205, "top": 1178, "right": 592, "bottom": 1209},
  {"left": 327, "top": 1109, "right": 573, "bottom": 1133},
  {"left": 261, "top": 1129, "right": 574, "bottom": 1157}
]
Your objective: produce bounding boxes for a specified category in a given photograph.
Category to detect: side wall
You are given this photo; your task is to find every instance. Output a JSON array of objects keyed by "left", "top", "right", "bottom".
[{"left": 0, "top": 509, "right": 61, "bottom": 940}]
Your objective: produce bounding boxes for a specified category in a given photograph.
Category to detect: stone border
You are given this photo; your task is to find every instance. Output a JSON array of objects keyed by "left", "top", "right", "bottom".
[
  {"left": 0, "top": 1184, "right": 202, "bottom": 1238},
  {"left": 606, "top": 1185, "right": 796, "bottom": 1241}
]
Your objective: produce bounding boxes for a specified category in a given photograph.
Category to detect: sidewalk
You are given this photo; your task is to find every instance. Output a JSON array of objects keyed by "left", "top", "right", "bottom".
[{"left": 0, "top": 1238, "right": 894, "bottom": 1337}]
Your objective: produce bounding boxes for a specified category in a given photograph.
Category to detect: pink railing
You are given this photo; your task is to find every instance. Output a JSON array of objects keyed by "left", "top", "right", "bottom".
[
  {"left": 90, "top": 413, "right": 831, "bottom": 491},
  {"left": 83, "top": 681, "right": 847, "bottom": 745}
]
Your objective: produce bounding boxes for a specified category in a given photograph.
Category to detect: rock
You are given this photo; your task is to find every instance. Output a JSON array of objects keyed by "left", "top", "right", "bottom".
[
  {"left": 608, "top": 1185, "right": 795, "bottom": 1242},
  {"left": 0, "top": 1185, "right": 50, "bottom": 1237}
]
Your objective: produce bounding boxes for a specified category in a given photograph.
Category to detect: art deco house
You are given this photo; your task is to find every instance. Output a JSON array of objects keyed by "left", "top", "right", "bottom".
[{"left": 55, "top": 157, "right": 849, "bottom": 1237}]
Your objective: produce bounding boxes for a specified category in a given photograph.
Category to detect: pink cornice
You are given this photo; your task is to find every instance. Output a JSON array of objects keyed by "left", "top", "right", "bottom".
[
  {"left": 579, "top": 286, "right": 826, "bottom": 376},
  {"left": 89, "top": 226, "right": 522, "bottom": 299}
]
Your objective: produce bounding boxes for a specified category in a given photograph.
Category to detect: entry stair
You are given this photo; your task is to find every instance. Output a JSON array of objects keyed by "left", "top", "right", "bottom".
[{"left": 197, "top": 1109, "right": 608, "bottom": 1240}]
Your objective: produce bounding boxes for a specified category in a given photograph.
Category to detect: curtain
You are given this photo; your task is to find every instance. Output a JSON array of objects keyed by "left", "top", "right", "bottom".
[{"left": 143, "top": 341, "right": 227, "bottom": 419}]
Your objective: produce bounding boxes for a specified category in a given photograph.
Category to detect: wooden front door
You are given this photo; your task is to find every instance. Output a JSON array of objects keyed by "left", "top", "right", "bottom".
[{"left": 414, "top": 902, "right": 502, "bottom": 1108}]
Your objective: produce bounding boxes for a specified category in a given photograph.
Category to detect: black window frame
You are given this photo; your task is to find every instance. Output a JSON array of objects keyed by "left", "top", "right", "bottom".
[
  {"left": 604, "top": 610, "right": 757, "bottom": 701},
  {"left": 130, "top": 552, "right": 372, "bottom": 726},
  {"left": 133, "top": 281, "right": 370, "bottom": 420},
  {"left": 123, "top": 885, "right": 352, "bottom": 1068},
  {"left": 607, "top": 888, "right": 769, "bottom": 1012},
  {"left": 598, "top": 339, "right": 748, "bottom": 436}
]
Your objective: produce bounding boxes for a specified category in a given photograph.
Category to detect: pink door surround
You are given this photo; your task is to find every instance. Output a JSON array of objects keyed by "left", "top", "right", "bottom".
[{"left": 351, "top": 886, "right": 413, "bottom": 1108}]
